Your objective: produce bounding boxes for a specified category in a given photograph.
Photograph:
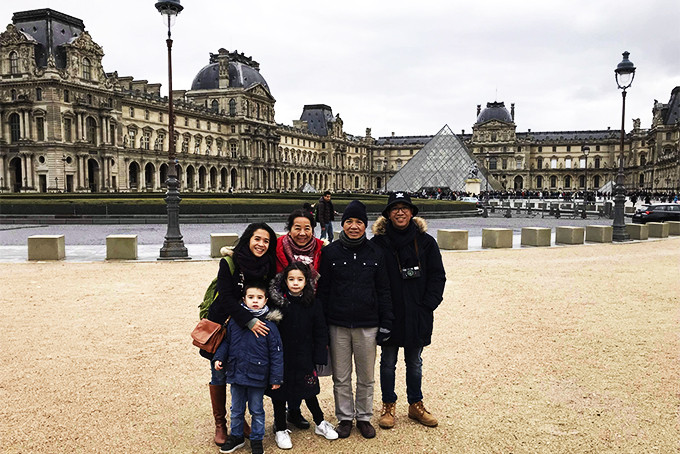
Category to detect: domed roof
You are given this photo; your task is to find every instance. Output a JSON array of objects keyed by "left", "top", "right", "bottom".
[
  {"left": 476, "top": 101, "right": 513, "bottom": 125},
  {"left": 190, "top": 53, "right": 270, "bottom": 93}
]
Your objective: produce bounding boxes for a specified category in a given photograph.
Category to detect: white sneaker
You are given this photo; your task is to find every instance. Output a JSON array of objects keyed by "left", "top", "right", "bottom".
[
  {"left": 314, "top": 420, "right": 339, "bottom": 440},
  {"left": 275, "top": 429, "right": 292, "bottom": 449}
]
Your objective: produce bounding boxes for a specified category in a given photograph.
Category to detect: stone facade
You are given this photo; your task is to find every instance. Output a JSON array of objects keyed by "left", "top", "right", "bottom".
[{"left": 0, "top": 9, "right": 678, "bottom": 194}]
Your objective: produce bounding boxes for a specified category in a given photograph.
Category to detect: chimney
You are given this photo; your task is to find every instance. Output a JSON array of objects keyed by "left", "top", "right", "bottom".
[
  {"left": 365, "top": 127, "right": 372, "bottom": 138},
  {"left": 511, "top": 103, "right": 515, "bottom": 121},
  {"left": 477, "top": 104, "right": 481, "bottom": 116},
  {"left": 528, "top": 128, "right": 531, "bottom": 133}
]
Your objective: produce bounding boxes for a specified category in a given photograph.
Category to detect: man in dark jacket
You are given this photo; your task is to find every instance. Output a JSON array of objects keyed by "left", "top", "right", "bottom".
[
  {"left": 316, "top": 191, "right": 336, "bottom": 241},
  {"left": 371, "top": 192, "right": 446, "bottom": 430},
  {"left": 317, "top": 200, "right": 393, "bottom": 439}
]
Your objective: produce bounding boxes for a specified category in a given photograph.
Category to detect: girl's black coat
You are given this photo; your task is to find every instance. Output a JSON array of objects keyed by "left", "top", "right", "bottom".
[
  {"left": 371, "top": 217, "right": 446, "bottom": 347},
  {"left": 267, "top": 273, "right": 329, "bottom": 400}
]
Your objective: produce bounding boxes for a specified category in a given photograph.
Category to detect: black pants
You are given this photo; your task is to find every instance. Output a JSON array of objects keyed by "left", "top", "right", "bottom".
[{"left": 272, "top": 396, "right": 324, "bottom": 431}]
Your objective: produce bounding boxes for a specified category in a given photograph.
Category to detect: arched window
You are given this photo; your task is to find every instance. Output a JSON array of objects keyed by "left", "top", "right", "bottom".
[
  {"left": 86, "top": 117, "right": 97, "bottom": 144},
  {"left": 488, "top": 157, "right": 497, "bottom": 170},
  {"left": 9, "top": 51, "right": 18, "bottom": 74},
  {"left": 550, "top": 176, "right": 557, "bottom": 188},
  {"left": 211, "top": 100, "right": 219, "bottom": 112},
  {"left": 82, "top": 57, "right": 92, "bottom": 80},
  {"left": 640, "top": 154, "right": 647, "bottom": 166},
  {"left": 565, "top": 176, "right": 571, "bottom": 188},
  {"left": 9, "top": 113, "right": 20, "bottom": 142},
  {"left": 229, "top": 99, "right": 236, "bottom": 116},
  {"left": 537, "top": 157, "right": 543, "bottom": 169},
  {"left": 536, "top": 175, "right": 543, "bottom": 188}
]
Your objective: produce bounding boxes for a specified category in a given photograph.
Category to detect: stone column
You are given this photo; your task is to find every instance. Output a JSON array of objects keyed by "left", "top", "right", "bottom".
[{"left": 0, "top": 156, "right": 5, "bottom": 189}]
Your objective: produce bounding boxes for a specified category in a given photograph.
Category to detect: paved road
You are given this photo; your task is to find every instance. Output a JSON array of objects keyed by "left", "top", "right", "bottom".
[{"left": 1, "top": 213, "right": 615, "bottom": 246}]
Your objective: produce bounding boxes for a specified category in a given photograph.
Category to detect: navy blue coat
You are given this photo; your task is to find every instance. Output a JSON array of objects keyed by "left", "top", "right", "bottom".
[{"left": 213, "top": 311, "right": 284, "bottom": 389}]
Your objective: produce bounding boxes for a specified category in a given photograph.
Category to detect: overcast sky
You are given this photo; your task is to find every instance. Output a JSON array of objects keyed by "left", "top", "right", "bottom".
[{"left": 5, "top": 0, "right": 679, "bottom": 138}]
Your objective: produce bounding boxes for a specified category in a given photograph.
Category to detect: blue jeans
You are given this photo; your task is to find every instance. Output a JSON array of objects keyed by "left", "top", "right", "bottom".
[
  {"left": 320, "top": 221, "right": 334, "bottom": 241},
  {"left": 210, "top": 360, "right": 226, "bottom": 385},
  {"left": 230, "top": 384, "right": 265, "bottom": 441},
  {"left": 379, "top": 345, "right": 423, "bottom": 404}
]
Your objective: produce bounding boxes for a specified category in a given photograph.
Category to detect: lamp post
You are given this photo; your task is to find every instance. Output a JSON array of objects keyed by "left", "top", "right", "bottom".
[
  {"left": 61, "top": 155, "right": 68, "bottom": 192},
  {"left": 612, "top": 51, "right": 635, "bottom": 241},
  {"left": 581, "top": 146, "right": 590, "bottom": 218},
  {"left": 383, "top": 157, "right": 388, "bottom": 193},
  {"left": 156, "top": 0, "right": 189, "bottom": 259}
]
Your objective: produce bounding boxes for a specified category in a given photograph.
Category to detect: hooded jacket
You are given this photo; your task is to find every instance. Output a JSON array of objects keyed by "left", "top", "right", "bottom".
[
  {"left": 266, "top": 273, "right": 328, "bottom": 399},
  {"left": 371, "top": 216, "right": 446, "bottom": 347},
  {"left": 213, "top": 308, "right": 284, "bottom": 389}
]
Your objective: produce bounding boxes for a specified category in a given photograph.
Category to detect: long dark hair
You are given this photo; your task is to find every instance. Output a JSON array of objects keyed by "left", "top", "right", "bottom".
[
  {"left": 233, "top": 222, "right": 277, "bottom": 280},
  {"left": 281, "top": 261, "right": 316, "bottom": 306},
  {"left": 285, "top": 208, "right": 316, "bottom": 230}
]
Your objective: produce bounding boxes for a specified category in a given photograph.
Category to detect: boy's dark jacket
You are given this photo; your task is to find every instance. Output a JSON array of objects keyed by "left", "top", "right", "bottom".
[
  {"left": 316, "top": 237, "right": 393, "bottom": 330},
  {"left": 213, "top": 308, "right": 284, "bottom": 388},
  {"left": 267, "top": 272, "right": 328, "bottom": 400},
  {"left": 371, "top": 216, "right": 446, "bottom": 347}
]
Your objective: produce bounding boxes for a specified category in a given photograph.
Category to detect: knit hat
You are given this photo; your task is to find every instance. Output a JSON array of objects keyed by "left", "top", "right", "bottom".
[
  {"left": 382, "top": 192, "right": 419, "bottom": 218},
  {"left": 341, "top": 200, "right": 368, "bottom": 226}
]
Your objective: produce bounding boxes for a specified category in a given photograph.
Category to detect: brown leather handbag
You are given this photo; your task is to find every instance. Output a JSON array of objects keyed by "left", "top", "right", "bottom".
[{"left": 191, "top": 319, "right": 226, "bottom": 354}]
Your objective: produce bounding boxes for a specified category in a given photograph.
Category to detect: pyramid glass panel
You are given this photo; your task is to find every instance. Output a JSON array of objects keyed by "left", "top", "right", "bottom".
[{"left": 386, "top": 125, "right": 491, "bottom": 192}]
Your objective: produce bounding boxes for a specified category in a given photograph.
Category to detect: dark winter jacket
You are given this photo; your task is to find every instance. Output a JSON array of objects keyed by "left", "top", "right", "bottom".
[
  {"left": 266, "top": 273, "right": 328, "bottom": 400},
  {"left": 213, "top": 308, "right": 284, "bottom": 388},
  {"left": 371, "top": 216, "right": 446, "bottom": 347},
  {"left": 316, "top": 238, "right": 393, "bottom": 330},
  {"left": 316, "top": 197, "right": 335, "bottom": 225}
]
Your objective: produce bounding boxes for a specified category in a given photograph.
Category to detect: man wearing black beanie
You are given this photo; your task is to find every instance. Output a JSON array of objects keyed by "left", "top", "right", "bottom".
[{"left": 316, "top": 200, "right": 393, "bottom": 440}]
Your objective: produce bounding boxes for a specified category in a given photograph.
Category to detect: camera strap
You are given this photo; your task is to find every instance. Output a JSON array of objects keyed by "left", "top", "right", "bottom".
[{"left": 393, "top": 238, "right": 421, "bottom": 270}]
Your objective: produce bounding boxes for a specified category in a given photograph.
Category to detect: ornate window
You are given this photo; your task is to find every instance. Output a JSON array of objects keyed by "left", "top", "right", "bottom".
[
  {"left": 141, "top": 131, "right": 151, "bottom": 150},
  {"left": 537, "top": 157, "right": 543, "bottom": 169},
  {"left": 64, "top": 90, "right": 70, "bottom": 102},
  {"left": 211, "top": 100, "right": 219, "bottom": 112},
  {"left": 595, "top": 157, "right": 601, "bottom": 168},
  {"left": 9, "top": 51, "right": 19, "bottom": 74},
  {"left": 36, "top": 88, "right": 42, "bottom": 101},
  {"left": 565, "top": 158, "right": 572, "bottom": 169},
  {"left": 551, "top": 158, "right": 557, "bottom": 169},
  {"left": 9, "top": 113, "right": 20, "bottom": 142},
  {"left": 36, "top": 117, "right": 45, "bottom": 141},
  {"left": 86, "top": 117, "right": 97, "bottom": 144},
  {"left": 550, "top": 176, "right": 557, "bottom": 187},
  {"left": 489, "top": 157, "right": 497, "bottom": 170},
  {"left": 230, "top": 142, "right": 238, "bottom": 158},
  {"left": 82, "top": 57, "right": 92, "bottom": 80},
  {"left": 64, "top": 118, "right": 72, "bottom": 142}
]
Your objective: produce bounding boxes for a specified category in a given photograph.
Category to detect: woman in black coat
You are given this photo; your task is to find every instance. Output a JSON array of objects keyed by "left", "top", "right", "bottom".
[{"left": 205, "top": 222, "right": 277, "bottom": 447}]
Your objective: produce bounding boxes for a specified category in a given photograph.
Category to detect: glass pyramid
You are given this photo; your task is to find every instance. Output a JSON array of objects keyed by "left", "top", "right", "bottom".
[{"left": 386, "top": 124, "right": 493, "bottom": 192}]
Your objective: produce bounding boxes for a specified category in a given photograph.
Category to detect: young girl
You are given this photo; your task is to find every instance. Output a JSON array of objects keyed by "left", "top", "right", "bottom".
[{"left": 267, "top": 262, "right": 338, "bottom": 449}]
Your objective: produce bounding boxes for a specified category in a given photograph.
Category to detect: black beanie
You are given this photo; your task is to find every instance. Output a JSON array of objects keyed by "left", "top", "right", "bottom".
[{"left": 341, "top": 200, "right": 368, "bottom": 226}]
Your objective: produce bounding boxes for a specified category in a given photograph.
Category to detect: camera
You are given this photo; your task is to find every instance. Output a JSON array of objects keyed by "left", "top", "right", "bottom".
[{"left": 400, "top": 266, "right": 421, "bottom": 280}]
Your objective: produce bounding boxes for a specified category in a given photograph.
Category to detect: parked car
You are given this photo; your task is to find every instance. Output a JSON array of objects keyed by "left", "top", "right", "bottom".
[{"left": 632, "top": 203, "right": 680, "bottom": 223}]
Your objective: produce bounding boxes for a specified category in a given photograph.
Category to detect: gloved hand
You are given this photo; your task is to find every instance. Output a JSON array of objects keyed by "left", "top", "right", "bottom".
[{"left": 376, "top": 327, "right": 391, "bottom": 345}]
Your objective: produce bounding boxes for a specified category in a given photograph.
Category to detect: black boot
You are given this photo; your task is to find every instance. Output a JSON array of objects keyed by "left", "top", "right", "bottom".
[{"left": 287, "top": 409, "right": 310, "bottom": 430}]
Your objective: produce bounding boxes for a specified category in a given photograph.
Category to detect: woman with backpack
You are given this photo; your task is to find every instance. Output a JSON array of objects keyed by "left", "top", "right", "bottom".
[{"left": 203, "top": 222, "right": 278, "bottom": 447}]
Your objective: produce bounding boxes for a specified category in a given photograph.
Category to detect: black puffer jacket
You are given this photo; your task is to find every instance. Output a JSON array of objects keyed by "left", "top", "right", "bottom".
[
  {"left": 371, "top": 217, "right": 446, "bottom": 347},
  {"left": 316, "top": 238, "right": 393, "bottom": 330},
  {"left": 266, "top": 273, "right": 328, "bottom": 400}
]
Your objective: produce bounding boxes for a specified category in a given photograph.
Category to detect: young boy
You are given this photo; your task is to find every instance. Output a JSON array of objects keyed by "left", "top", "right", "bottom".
[{"left": 214, "top": 281, "right": 284, "bottom": 454}]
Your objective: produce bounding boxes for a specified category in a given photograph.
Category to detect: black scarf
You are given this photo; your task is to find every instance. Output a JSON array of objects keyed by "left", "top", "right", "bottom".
[
  {"left": 234, "top": 247, "right": 272, "bottom": 281},
  {"left": 339, "top": 230, "right": 366, "bottom": 248},
  {"left": 386, "top": 220, "right": 418, "bottom": 266}
]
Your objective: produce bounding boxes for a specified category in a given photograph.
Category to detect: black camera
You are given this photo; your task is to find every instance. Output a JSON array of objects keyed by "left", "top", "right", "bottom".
[{"left": 400, "top": 266, "right": 421, "bottom": 280}]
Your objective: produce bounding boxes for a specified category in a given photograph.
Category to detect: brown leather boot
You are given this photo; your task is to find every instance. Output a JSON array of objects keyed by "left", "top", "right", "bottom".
[
  {"left": 378, "top": 402, "right": 396, "bottom": 429},
  {"left": 209, "top": 384, "right": 228, "bottom": 446},
  {"left": 408, "top": 401, "right": 438, "bottom": 427}
]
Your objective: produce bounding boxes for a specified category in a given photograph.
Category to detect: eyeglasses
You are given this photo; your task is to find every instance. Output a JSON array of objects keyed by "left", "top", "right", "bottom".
[{"left": 390, "top": 205, "right": 411, "bottom": 213}]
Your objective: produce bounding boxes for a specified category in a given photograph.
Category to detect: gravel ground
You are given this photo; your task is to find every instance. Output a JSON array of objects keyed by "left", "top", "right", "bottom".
[{"left": 1, "top": 239, "right": 678, "bottom": 453}]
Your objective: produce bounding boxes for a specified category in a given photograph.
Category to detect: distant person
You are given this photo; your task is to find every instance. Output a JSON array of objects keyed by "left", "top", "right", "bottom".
[
  {"left": 317, "top": 200, "right": 393, "bottom": 439},
  {"left": 267, "top": 262, "right": 338, "bottom": 449},
  {"left": 371, "top": 192, "right": 446, "bottom": 430},
  {"left": 213, "top": 281, "right": 284, "bottom": 454},
  {"left": 204, "top": 223, "right": 278, "bottom": 447},
  {"left": 316, "top": 191, "right": 338, "bottom": 242}
]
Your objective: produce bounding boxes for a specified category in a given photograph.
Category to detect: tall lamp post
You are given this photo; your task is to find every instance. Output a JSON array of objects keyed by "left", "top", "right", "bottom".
[
  {"left": 156, "top": 0, "right": 189, "bottom": 259},
  {"left": 581, "top": 146, "right": 590, "bottom": 218},
  {"left": 383, "top": 157, "right": 388, "bottom": 193},
  {"left": 612, "top": 51, "right": 636, "bottom": 241},
  {"left": 61, "top": 154, "right": 68, "bottom": 192}
]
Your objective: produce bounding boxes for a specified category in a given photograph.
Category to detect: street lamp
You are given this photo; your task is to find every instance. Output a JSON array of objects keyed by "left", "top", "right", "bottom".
[
  {"left": 61, "top": 155, "right": 68, "bottom": 192},
  {"left": 612, "top": 51, "right": 635, "bottom": 241},
  {"left": 581, "top": 146, "right": 590, "bottom": 218},
  {"left": 156, "top": 0, "right": 189, "bottom": 259}
]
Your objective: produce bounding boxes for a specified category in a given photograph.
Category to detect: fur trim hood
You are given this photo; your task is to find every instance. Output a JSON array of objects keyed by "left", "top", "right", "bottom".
[
  {"left": 371, "top": 216, "right": 428, "bottom": 236},
  {"left": 264, "top": 307, "right": 283, "bottom": 323}
]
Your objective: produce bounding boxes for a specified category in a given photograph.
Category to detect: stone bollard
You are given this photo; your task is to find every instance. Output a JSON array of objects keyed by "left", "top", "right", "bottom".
[
  {"left": 521, "top": 227, "right": 551, "bottom": 247},
  {"left": 437, "top": 229, "right": 468, "bottom": 250},
  {"left": 106, "top": 235, "right": 138, "bottom": 260},
  {"left": 585, "top": 225, "right": 613, "bottom": 243},
  {"left": 482, "top": 228, "right": 513, "bottom": 249},
  {"left": 555, "top": 226, "right": 585, "bottom": 245},
  {"left": 28, "top": 235, "right": 65, "bottom": 261},
  {"left": 211, "top": 233, "right": 239, "bottom": 258},
  {"left": 647, "top": 222, "right": 669, "bottom": 238},
  {"left": 667, "top": 221, "right": 680, "bottom": 236},
  {"left": 625, "top": 223, "right": 648, "bottom": 240}
]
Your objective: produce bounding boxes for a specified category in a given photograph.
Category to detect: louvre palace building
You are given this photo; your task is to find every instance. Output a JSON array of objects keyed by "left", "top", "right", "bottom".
[{"left": 1, "top": 8, "right": 678, "bottom": 195}]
